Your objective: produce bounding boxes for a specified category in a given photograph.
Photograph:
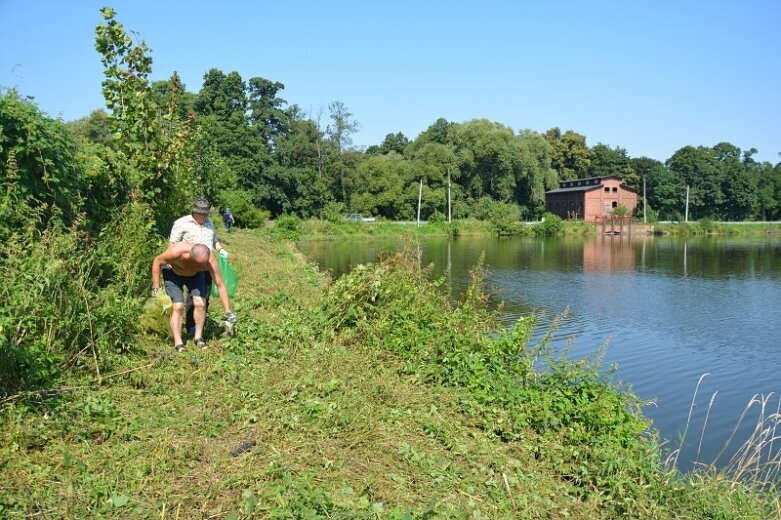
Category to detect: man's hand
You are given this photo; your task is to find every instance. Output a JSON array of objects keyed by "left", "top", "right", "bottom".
[
  {"left": 222, "top": 311, "right": 237, "bottom": 337},
  {"left": 152, "top": 287, "right": 162, "bottom": 298},
  {"left": 219, "top": 249, "right": 229, "bottom": 259}
]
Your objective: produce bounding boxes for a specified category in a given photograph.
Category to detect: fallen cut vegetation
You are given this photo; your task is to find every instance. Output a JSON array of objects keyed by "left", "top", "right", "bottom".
[{"left": 2, "top": 230, "right": 779, "bottom": 518}]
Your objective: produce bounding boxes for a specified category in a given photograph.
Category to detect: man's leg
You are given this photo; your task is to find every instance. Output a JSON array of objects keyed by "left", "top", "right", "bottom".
[
  {"left": 185, "top": 292, "right": 195, "bottom": 336},
  {"left": 170, "top": 302, "right": 185, "bottom": 347},
  {"left": 192, "top": 296, "right": 206, "bottom": 341},
  {"left": 162, "top": 267, "right": 186, "bottom": 350},
  {"left": 190, "top": 272, "right": 209, "bottom": 348}
]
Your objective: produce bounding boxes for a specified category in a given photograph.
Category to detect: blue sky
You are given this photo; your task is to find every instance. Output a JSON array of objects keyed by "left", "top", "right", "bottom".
[{"left": 2, "top": 0, "right": 779, "bottom": 164}]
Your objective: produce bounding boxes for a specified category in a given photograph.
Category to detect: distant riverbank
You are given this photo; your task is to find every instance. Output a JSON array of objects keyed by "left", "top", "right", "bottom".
[{"left": 256, "top": 215, "right": 781, "bottom": 241}]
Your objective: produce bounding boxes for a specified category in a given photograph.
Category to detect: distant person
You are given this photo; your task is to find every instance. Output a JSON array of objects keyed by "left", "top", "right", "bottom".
[
  {"left": 152, "top": 243, "right": 236, "bottom": 352},
  {"left": 169, "top": 197, "right": 228, "bottom": 336},
  {"left": 223, "top": 208, "right": 235, "bottom": 233}
]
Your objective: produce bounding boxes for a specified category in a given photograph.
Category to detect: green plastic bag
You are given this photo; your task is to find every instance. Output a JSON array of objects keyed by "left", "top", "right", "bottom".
[{"left": 212, "top": 255, "right": 238, "bottom": 297}]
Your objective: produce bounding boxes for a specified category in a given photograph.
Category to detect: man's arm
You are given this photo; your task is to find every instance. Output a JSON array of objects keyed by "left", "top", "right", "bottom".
[
  {"left": 151, "top": 249, "right": 176, "bottom": 290},
  {"left": 208, "top": 255, "right": 232, "bottom": 312}
]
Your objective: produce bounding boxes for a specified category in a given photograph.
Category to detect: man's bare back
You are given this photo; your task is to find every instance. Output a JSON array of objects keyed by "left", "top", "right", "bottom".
[{"left": 165, "top": 242, "right": 212, "bottom": 277}]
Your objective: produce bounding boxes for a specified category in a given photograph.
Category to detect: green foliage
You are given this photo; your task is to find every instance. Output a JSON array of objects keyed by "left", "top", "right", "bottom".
[
  {"left": 612, "top": 203, "right": 630, "bottom": 217},
  {"left": 534, "top": 212, "right": 563, "bottom": 236},
  {"left": 94, "top": 202, "right": 161, "bottom": 296},
  {"left": 95, "top": 8, "right": 198, "bottom": 232},
  {"left": 487, "top": 200, "right": 522, "bottom": 235},
  {"left": 1, "top": 91, "right": 85, "bottom": 237},
  {"left": 0, "top": 224, "right": 140, "bottom": 395},
  {"left": 217, "top": 189, "right": 268, "bottom": 228},
  {"left": 322, "top": 201, "right": 347, "bottom": 223},
  {"left": 272, "top": 214, "right": 303, "bottom": 241},
  {"left": 322, "top": 249, "right": 663, "bottom": 511}
]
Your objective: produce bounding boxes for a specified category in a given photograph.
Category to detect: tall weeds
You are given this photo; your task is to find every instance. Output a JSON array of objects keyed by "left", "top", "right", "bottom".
[{"left": 323, "top": 247, "right": 661, "bottom": 513}]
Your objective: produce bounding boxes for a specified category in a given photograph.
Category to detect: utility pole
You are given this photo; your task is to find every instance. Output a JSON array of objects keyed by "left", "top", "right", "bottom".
[
  {"left": 643, "top": 175, "right": 647, "bottom": 224},
  {"left": 685, "top": 185, "right": 690, "bottom": 223},
  {"left": 447, "top": 168, "right": 452, "bottom": 223},
  {"left": 417, "top": 178, "right": 423, "bottom": 227}
]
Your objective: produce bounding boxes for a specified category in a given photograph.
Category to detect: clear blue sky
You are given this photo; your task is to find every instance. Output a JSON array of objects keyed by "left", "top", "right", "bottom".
[{"left": 2, "top": 0, "right": 779, "bottom": 164}]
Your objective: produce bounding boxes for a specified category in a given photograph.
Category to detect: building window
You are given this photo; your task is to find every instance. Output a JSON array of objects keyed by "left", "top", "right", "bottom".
[
  {"left": 604, "top": 187, "right": 609, "bottom": 192},
  {"left": 612, "top": 201, "right": 618, "bottom": 208},
  {"left": 612, "top": 187, "right": 618, "bottom": 192},
  {"left": 577, "top": 181, "right": 582, "bottom": 186}
]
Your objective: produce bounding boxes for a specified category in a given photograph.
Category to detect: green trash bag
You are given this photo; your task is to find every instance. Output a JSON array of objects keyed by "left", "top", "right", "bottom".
[
  {"left": 212, "top": 255, "right": 238, "bottom": 297},
  {"left": 140, "top": 290, "right": 173, "bottom": 336}
]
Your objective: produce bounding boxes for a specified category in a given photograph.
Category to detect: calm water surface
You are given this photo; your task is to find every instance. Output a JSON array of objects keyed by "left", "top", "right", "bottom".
[{"left": 298, "top": 235, "right": 781, "bottom": 471}]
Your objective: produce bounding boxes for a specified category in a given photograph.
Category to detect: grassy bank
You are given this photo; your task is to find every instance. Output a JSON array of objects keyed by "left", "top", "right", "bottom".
[
  {"left": 265, "top": 214, "right": 591, "bottom": 241},
  {"left": 1, "top": 231, "right": 778, "bottom": 518},
  {"left": 654, "top": 220, "right": 781, "bottom": 237}
]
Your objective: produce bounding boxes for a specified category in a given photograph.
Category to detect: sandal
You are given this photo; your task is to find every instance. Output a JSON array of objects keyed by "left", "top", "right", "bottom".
[
  {"left": 174, "top": 343, "right": 185, "bottom": 353},
  {"left": 195, "top": 338, "right": 208, "bottom": 350}
]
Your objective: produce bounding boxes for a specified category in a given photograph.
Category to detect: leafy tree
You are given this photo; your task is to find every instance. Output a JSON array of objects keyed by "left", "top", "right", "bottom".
[
  {"left": 151, "top": 77, "right": 197, "bottom": 120},
  {"left": 545, "top": 128, "right": 593, "bottom": 180},
  {"left": 366, "top": 132, "right": 409, "bottom": 155},
  {"left": 248, "top": 76, "right": 289, "bottom": 147},
  {"left": 95, "top": 7, "right": 197, "bottom": 231},
  {"left": 714, "top": 142, "right": 757, "bottom": 220},
  {"left": 66, "top": 109, "right": 113, "bottom": 145},
  {"left": 588, "top": 143, "right": 639, "bottom": 187},
  {"left": 413, "top": 117, "right": 454, "bottom": 148},
  {"left": 667, "top": 146, "right": 724, "bottom": 220}
]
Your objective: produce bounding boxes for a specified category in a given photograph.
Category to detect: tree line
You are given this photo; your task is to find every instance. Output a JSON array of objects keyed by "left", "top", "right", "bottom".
[{"left": 63, "top": 25, "right": 780, "bottom": 224}]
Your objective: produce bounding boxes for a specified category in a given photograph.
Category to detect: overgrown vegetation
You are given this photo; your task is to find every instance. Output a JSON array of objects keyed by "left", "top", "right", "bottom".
[
  {"left": 1, "top": 7, "right": 780, "bottom": 519},
  {"left": 3, "top": 233, "right": 778, "bottom": 518}
]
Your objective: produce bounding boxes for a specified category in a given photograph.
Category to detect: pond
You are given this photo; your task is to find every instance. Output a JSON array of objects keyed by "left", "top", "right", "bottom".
[{"left": 298, "top": 234, "right": 781, "bottom": 473}]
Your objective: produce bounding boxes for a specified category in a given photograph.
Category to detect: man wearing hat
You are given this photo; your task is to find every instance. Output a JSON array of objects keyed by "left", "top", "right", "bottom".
[{"left": 169, "top": 197, "right": 229, "bottom": 336}]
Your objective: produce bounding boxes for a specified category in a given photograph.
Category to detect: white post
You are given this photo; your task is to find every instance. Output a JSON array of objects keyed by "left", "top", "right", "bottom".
[
  {"left": 417, "top": 178, "right": 423, "bottom": 227},
  {"left": 447, "top": 168, "right": 452, "bottom": 223},
  {"left": 685, "top": 185, "right": 690, "bottom": 223}
]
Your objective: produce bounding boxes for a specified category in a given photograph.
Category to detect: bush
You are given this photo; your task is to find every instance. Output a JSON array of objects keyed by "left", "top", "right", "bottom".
[
  {"left": 0, "top": 225, "right": 141, "bottom": 395},
  {"left": 273, "top": 215, "right": 303, "bottom": 241},
  {"left": 217, "top": 189, "right": 269, "bottom": 229},
  {"left": 534, "top": 212, "right": 562, "bottom": 236},
  {"left": 488, "top": 201, "right": 521, "bottom": 235},
  {"left": 322, "top": 201, "right": 347, "bottom": 223}
]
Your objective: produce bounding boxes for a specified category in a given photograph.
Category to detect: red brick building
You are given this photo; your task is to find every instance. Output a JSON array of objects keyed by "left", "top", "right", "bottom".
[{"left": 545, "top": 176, "right": 638, "bottom": 221}]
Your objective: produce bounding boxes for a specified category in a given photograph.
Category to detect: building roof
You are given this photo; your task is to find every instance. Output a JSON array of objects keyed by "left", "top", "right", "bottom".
[
  {"left": 546, "top": 185, "right": 601, "bottom": 194},
  {"left": 545, "top": 175, "right": 638, "bottom": 195}
]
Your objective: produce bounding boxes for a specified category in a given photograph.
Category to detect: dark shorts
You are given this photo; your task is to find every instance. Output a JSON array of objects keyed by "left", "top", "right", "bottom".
[{"left": 162, "top": 266, "right": 207, "bottom": 304}]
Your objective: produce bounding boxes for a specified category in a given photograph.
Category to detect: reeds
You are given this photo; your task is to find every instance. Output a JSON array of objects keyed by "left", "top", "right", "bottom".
[{"left": 667, "top": 373, "right": 781, "bottom": 494}]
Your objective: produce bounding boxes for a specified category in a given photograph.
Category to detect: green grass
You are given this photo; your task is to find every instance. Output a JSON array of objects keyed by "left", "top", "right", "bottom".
[
  {"left": 1, "top": 229, "right": 778, "bottom": 518},
  {"left": 654, "top": 220, "right": 781, "bottom": 237}
]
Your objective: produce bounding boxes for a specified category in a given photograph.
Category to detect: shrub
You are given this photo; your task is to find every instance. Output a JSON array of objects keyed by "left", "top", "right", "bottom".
[
  {"left": 273, "top": 215, "right": 303, "bottom": 241},
  {"left": 322, "top": 201, "right": 347, "bottom": 223},
  {"left": 0, "top": 224, "right": 141, "bottom": 395},
  {"left": 217, "top": 189, "right": 269, "bottom": 229},
  {"left": 534, "top": 212, "right": 562, "bottom": 236}
]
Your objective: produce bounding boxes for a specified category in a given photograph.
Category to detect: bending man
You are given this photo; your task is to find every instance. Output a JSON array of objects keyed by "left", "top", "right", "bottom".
[{"left": 152, "top": 243, "right": 236, "bottom": 352}]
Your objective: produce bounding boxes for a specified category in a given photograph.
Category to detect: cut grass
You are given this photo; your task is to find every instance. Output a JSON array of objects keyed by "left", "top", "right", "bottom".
[{"left": 1, "top": 229, "right": 778, "bottom": 518}]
